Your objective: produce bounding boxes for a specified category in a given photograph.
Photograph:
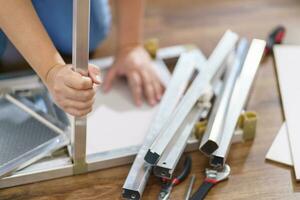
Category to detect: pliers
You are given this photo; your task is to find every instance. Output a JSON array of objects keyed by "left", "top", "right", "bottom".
[{"left": 158, "top": 155, "right": 192, "bottom": 200}]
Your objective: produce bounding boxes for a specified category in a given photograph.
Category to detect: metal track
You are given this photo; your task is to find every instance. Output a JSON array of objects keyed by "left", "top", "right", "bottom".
[
  {"left": 210, "top": 39, "right": 266, "bottom": 167},
  {"left": 153, "top": 90, "right": 212, "bottom": 178},
  {"left": 71, "top": 0, "right": 90, "bottom": 174},
  {"left": 144, "top": 30, "right": 239, "bottom": 165},
  {"left": 152, "top": 45, "right": 235, "bottom": 178},
  {"left": 200, "top": 39, "right": 249, "bottom": 156},
  {"left": 152, "top": 50, "right": 229, "bottom": 179},
  {"left": 122, "top": 50, "right": 205, "bottom": 200}
]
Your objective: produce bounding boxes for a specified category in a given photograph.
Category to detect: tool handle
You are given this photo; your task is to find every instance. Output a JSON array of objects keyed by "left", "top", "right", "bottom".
[
  {"left": 189, "top": 181, "right": 214, "bottom": 200},
  {"left": 175, "top": 155, "right": 192, "bottom": 184}
]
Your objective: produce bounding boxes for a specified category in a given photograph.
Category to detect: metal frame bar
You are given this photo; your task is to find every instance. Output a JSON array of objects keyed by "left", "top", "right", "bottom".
[
  {"left": 71, "top": 0, "right": 90, "bottom": 174},
  {"left": 200, "top": 39, "right": 249, "bottom": 156},
  {"left": 122, "top": 50, "right": 203, "bottom": 200},
  {"left": 210, "top": 39, "right": 266, "bottom": 168},
  {"left": 145, "top": 30, "right": 239, "bottom": 165},
  {"left": 153, "top": 96, "right": 211, "bottom": 178},
  {"left": 152, "top": 51, "right": 230, "bottom": 178}
]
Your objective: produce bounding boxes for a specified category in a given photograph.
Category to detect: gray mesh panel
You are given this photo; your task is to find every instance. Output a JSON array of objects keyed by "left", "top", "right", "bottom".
[{"left": 0, "top": 98, "right": 58, "bottom": 166}]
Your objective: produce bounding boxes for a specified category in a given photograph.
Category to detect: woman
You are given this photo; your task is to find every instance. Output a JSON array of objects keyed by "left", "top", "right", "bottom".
[{"left": 0, "top": 0, "right": 164, "bottom": 117}]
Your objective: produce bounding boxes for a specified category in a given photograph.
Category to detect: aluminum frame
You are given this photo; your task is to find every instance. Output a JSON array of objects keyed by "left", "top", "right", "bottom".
[
  {"left": 144, "top": 30, "right": 239, "bottom": 165},
  {"left": 200, "top": 39, "right": 249, "bottom": 156},
  {"left": 210, "top": 39, "right": 266, "bottom": 167},
  {"left": 0, "top": 45, "right": 195, "bottom": 189},
  {"left": 71, "top": 0, "right": 90, "bottom": 174},
  {"left": 122, "top": 49, "right": 204, "bottom": 200}
]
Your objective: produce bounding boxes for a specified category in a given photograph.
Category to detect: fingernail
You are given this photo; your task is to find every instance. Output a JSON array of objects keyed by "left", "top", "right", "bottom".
[
  {"left": 150, "top": 99, "right": 156, "bottom": 106},
  {"left": 96, "top": 75, "right": 103, "bottom": 84},
  {"left": 136, "top": 100, "right": 142, "bottom": 106},
  {"left": 156, "top": 94, "right": 161, "bottom": 100}
]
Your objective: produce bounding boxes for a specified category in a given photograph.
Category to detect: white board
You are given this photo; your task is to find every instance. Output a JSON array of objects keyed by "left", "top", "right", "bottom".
[
  {"left": 266, "top": 123, "right": 293, "bottom": 166},
  {"left": 274, "top": 45, "right": 300, "bottom": 179},
  {"left": 86, "top": 78, "right": 159, "bottom": 155}
]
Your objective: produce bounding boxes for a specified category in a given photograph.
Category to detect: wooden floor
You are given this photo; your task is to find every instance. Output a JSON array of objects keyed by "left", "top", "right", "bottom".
[{"left": 1, "top": 0, "right": 300, "bottom": 199}]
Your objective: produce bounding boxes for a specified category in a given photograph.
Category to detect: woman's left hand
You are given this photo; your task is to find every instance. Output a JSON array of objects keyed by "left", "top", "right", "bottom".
[{"left": 103, "top": 45, "right": 164, "bottom": 106}]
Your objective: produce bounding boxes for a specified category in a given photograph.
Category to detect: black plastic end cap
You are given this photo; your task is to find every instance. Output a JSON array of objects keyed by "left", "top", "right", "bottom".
[
  {"left": 200, "top": 141, "right": 218, "bottom": 156},
  {"left": 144, "top": 150, "right": 160, "bottom": 165},
  {"left": 122, "top": 189, "right": 140, "bottom": 200}
]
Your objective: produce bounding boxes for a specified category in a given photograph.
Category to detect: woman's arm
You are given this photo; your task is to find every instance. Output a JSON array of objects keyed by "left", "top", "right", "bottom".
[
  {"left": 0, "top": 0, "right": 64, "bottom": 82},
  {"left": 103, "top": 0, "right": 164, "bottom": 106},
  {"left": 0, "top": 0, "right": 100, "bottom": 116}
]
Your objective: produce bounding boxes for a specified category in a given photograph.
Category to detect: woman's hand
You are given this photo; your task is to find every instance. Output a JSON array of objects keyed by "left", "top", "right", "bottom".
[
  {"left": 46, "top": 64, "right": 102, "bottom": 117},
  {"left": 103, "top": 46, "right": 164, "bottom": 106}
]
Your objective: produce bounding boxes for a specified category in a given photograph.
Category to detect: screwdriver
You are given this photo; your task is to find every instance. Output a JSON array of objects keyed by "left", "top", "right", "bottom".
[{"left": 264, "top": 25, "right": 286, "bottom": 57}]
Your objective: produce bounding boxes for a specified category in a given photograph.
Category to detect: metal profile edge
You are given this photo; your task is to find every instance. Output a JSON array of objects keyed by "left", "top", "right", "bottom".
[
  {"left": 200, "top": 38, "right": 249, "bottom": 156},
  {"left": 210, "top": 39, "right": 266, "bottom": 167},
  {"left": 122, "top": 50, "right": 205, "bottom": 200},
  {"left": 145, "top": 30, "right": 239, "bottom": 165},
  {"left": 71, "top": 0, "right": 90, "bottom": 174},
  {"left": 153, "top": 91, "right": 212, "bottom": 178}
]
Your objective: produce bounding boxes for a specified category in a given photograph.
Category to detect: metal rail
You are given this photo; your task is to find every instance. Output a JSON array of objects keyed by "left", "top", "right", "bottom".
[
  {"left": 122, "top": 50, "right": 205, "bottom": 200},
  {"left": 71, "top": 0, "right": 90, "bottom": 174},
  {"left": 200, "top": 39, "right": 249, "bottom": 156},
  {"left": 210, "top": 39, "right": 266, "bottom": 168},
  {"left": 144, "top": 30, "right": 239, "bottom": 165}
]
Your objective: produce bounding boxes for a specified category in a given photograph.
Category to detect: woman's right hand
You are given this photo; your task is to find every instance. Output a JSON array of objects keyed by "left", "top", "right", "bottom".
[{"left": 45, "top": 64, "right": 102, "bottom": 117}]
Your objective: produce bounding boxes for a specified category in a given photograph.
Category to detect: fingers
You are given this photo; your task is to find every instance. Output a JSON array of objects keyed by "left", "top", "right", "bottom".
[
  {"left": 127, "top": 70, "right": 143, "bottom": 106},
  {"left": 103, "top": 67, "right": 118, "bottom": 92},
  {"left": 64, "top": 98, "right": 95, "bottom": 110},
  {"left": 139, "top": 69, "right": 156, "bottom": 106},
  {"left": 152, "top": 77, "right": 164, "bottom": 101},
  {"left": 58, "top": 86, "right": 95, "bottom": 103},
  {"left": 47, "top": 65, "right": 97, "bottom": 117},
  {"left": 88, "top": 64, "right": 102, "bottom": 85},
  {"left": 139, "top": 66, "right": 164, "bottom": 106},
  {"left": 64, "top": 71, "right": 94, "bottom": 90},
  {"left": 64, "top": 107, "right": 93, "bottom": 117}
]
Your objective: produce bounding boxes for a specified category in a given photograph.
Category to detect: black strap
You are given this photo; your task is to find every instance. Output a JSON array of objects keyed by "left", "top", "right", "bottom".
[{"left": 189, "top": 181, "right": 214, "bottom": 200}]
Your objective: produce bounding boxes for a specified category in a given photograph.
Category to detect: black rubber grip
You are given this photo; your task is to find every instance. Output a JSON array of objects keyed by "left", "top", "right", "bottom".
[
  {"left": 189, "top": 181, "right": 214, "bottom": 200},
  {"left": 176, "top": 155, "right": 192, "bottom": 182}
]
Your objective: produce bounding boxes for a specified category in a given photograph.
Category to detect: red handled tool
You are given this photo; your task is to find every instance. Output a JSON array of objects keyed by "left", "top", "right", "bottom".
[
  {"left": 264, "top": 25, "right": 286, "bottom": 56},
  {"left": 158, "top": 155, "right": 192, "bottom": 200}
]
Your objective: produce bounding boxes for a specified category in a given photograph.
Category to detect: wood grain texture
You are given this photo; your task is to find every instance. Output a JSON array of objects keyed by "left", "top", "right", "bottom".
[{"left": 1, "top": 0, "right": 300, "bottom": 199}]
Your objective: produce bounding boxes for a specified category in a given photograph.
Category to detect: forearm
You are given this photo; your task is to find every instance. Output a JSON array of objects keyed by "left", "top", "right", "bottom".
[
  {"left": 115, "top": 0, "right": 144, "bottom": 52},
  {"left": 0, "top": 0, "right": 65, "bottom": 83}
]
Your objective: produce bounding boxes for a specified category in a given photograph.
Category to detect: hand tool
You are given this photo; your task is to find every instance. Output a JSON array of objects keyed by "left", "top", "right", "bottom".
[
  {"left": 190, "top": 164, "right": 230, "bottom": 200},
  {"left": 184, "top": 174, "right": 196, "bottom": 200},
  {"left": 158, "top": 156, "right": 192, "bottom": 200},
  {"left": 264, "top": 25, "right": 286, "bottom": 57}
]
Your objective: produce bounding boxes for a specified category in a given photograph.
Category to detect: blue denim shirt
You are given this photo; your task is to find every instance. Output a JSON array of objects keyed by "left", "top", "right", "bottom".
[{"left": 0, "top": 0, "right": 111, "bottom": 57}]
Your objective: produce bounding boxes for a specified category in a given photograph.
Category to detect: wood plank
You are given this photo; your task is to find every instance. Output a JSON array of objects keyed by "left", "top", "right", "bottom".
[
  {"left": 274, "top": 45, "right": 300, "bottom": 180},
  {"left": 266, "top": 122, "right": 293, "bottom": 166}
]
